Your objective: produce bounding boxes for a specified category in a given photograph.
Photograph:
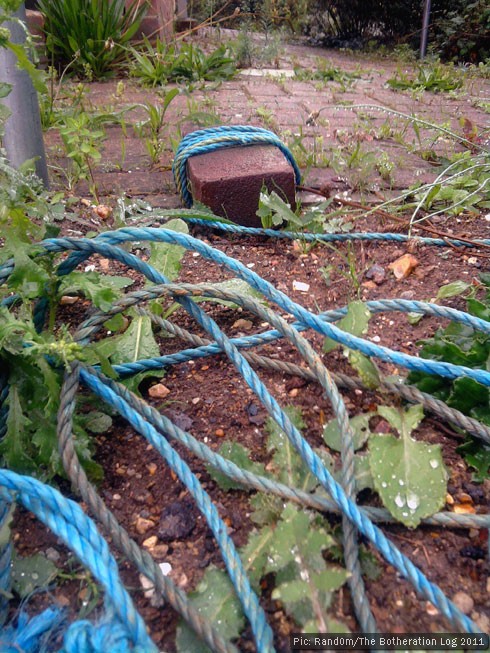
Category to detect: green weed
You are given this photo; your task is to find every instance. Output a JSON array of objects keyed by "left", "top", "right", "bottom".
[
  {"left": 387, "top": 62, "right": 464, "bottom": 93},
  {"left": 129, "top": 40, "right": 236, "bottom": 88}
]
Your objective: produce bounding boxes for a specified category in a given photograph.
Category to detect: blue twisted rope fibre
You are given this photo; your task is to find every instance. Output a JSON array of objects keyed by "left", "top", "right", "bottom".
[
  {"left": 46, "top": 233, "right": 481, "bottom": 634},
  {"left": 172, "top": 125, "right": 302, "bottom": 207},
  {"left": 49, "top": 230, "right": 490, "bottom": 387},
  {"left": 2, "top": 223, "right": 489, "bottom": 646},
  {"left": 182, "top": 219, "right": 490, "bottom": 248},
  {"left": 0, "top": 470, "right": 157, "bottom": 653}
]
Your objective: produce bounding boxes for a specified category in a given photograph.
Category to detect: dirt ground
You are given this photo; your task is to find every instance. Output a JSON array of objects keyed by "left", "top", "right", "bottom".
[{"left": 8, "top": 31, "right": 490, "bottom": 652}]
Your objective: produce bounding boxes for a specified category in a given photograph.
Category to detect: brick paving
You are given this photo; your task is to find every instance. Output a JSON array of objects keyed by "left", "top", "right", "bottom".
[{"left": 44, "top": 34, "right": 490, "bottom": 207}]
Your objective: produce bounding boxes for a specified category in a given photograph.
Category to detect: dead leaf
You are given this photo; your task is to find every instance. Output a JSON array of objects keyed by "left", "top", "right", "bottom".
[{"left": 388, "top": 253, "right": 419, "bottom": 280}]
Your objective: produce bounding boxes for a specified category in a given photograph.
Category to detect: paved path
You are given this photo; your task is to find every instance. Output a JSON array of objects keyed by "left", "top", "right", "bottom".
[{"left": 44, "top": 33, "right": 490, "bottom": 207}]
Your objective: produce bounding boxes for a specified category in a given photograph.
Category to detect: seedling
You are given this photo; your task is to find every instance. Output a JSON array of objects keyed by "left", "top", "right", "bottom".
[{"left": 133, "top": 89, "right": 179, "bottom": 164}]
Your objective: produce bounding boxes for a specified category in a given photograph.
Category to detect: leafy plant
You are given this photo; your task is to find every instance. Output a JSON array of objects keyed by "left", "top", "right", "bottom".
[
  {"left": 387, "top": 63, "right": 464, "bottom": 93},
  {"left": 38, "top": 0, "right": 147, "bottom": 79},
  {"left": 130, "top": 40, "right": 236, "bottom": 87},
  {"left": 368, "top": 405, "right": 447, "bottom": 527},
  {"left": 178, "top": 407, "right": 347, "bottom": 649},
  {"left": 323, "top": 301, "right": 380, "bottom": 386},
  {"left": 294, "top": 59, "right": 359, "bottom": 87},
  {"left": 58, "top": 112, "right": 105, "bottom": 200},
  {"left": 133, "top": 90, "right": 180, "bottom": 164},
  {"left": 409, "top": 272, "right": 490, "bottom": 480},
  {"left": 256, "top": 187, "right": 353, "bottom": 234},
  {"left": 324, "top": 404, "right": 448, "bottom": 527}
]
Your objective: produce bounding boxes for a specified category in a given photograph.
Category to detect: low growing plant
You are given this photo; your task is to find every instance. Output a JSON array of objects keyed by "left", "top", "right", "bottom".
[
  {"left": 129, "top": 40, "right": 236, "bottom": 87},
  {"left": 386, "top": 62, "right": 464, "bottom": 94},
  {"left": 177, "top": 407, "right": 349, "bottom": 650},
  {"left": 132, "top": 89, "right": 180, "bottom": 164},
  {"left": 256, "top": 187, "right": 354, "bottom": 236},
  {"left": 408, "top": 273, "right": 490, "bottom": 481}
]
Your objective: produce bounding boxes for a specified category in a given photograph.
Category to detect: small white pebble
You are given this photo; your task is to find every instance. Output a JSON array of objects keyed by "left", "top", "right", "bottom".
[
  {"left": 84, "top": 264, "right": 96, "bottom": 272},
  {"left": 159, "top": 562, "right": 172, "bottom": 576},
  {"left": 372, "top": 335, "right": 381, "bottom": 343},
  {"left": 292, "top": 281, "right": 310, "bottom": 292}
]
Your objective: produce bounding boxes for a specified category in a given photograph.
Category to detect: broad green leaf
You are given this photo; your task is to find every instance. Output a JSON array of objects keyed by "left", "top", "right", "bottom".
[
  {"left": 353, "top": 453, "right": 374, "bottom": 492},
  {"left": 447, "top": 377, "right": 489, "bottom": 417},
  {"left": 8, "top": 252, "right": 49, "bottom": 300},
  {"left": 467, "top": 297, "right": 490, "bottom": 322},
  {"left": 0, "top": 504, "right": 14, "bottom": 550},
  {"left": 377, "top": 403, "right": 424, "bottom": 438},
  {"left": 175, "top": 567, "right": 244, "bottom": 653},
  {"left": 324, "top": 301, "right": 371, "bottom": 353},
  {"left": 264, "top": 505, "right": 334, "bottom": 575},
  {"left": 111, "top": 314, "right": 160, "bottom": 364},
  {"left": 457, "top": 437, "right": 490, "bottom": 482},
  {"left": 249, "top": 492, "right": 283, "bottom": 525},
  {"left": 312, "top": 567, "right": 350, "bottom": 592},
  {"left": 256, "top": 189, "right": 298, "bottom": 227},
  {"left": 148, "top": 218, "right": 188, "bottom": 280},
  {"left": 435, "top": 281, "right": 470, "bottom": 301},
  {"left": 11, "top": 552, "right": 58, "bottom": 598},
  {"left": 323, "top": 412, "right": 374, "bottom": 452},
  {"left": 347, "top": 349, "right": 380, "bottom": 389},
  {"left": 60, "top": 272, "right": 133, "bottom": 311},
  {"left": 272, "top": 578, "right": 309, "bottom": 602},
  {"left": 0, "top": 384, "right": 34, "bottom": 472},
  {"left": 369, "top": 405, "right": 447, "bottom": 527},
  {"left": 208, "top": 441, "right": 267, "bottom": 491}
]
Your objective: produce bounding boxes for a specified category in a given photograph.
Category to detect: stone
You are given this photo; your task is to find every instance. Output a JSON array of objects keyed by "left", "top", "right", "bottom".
[
  {"left": 158, "top": 500, "right": 196, "bottom": 541},
  {"left": 135, "top": 516, "right": 156, "bottom": 535},
  {"left": 388, "top": 254, "right": 419, "bottom": 280},
  {"left": 232, "top": 318, "right": 254, "bottom": 331},
  {"left": 60, "top": 295, "right": 79, "bottom": 305},
  {"left": 451, "top": 591, "right": 474, "bottom": 615},
  {"left": 365, "top": 264, "right": 386, "bottom": 284},
  {"left": 148, "top": 383, "right": 171, "bottom": 399},
  {"left": 187, "top": 144, "right": 296, "bottom": 228}
]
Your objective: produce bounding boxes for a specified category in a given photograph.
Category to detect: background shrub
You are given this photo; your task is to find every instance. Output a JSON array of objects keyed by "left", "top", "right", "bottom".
[{"left": 38, "top": 0, "right": 148, "bottom": 78}]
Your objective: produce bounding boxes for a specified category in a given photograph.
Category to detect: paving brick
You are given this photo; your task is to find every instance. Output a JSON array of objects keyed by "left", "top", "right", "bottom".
[{"left": 187, "top": 144, "right": 296, "bottom": 227}]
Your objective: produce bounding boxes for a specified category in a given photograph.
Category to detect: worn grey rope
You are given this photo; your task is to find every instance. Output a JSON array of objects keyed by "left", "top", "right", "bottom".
[
  {"left": 141, "top": 308, "right": 490, "bottom": 445},
  {"left": 57, "top": 363, "right": 239, "bottom": 653}
]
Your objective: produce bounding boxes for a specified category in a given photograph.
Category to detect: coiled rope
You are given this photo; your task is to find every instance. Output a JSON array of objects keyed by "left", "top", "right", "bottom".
[
  {"left": 0, "top": 469, "right": 157, "bottom": 653},
  {"left": 172, "top": 125, "right": 302, "bottom": 207}
]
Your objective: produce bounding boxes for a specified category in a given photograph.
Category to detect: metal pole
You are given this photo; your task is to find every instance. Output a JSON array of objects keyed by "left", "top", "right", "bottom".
[
  {"left": 0, "top": 3, "right": 49, "bottom": 186},
  {"left": 420, "top": 0, "right": 431, "bottom": 59}
]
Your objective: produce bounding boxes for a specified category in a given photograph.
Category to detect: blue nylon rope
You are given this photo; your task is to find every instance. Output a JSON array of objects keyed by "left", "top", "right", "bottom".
[
  {"left": 172, "top": 126, "right": 302, "bottom": 207},
  {"left": 2, "top": 224, "right": 489, "bottom": 648},
  {"left": 39, "top": 231, "right": 485, "bottom": 633},
  {"left": 0, "top": 470, "right": 157, "bottom": 653},
  {"left": 49, "top": 230, "right": 490, "bottom": 387}
]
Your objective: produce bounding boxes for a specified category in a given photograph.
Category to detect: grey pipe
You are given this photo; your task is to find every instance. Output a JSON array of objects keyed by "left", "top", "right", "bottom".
[
  {"left": 0, "top": 3, "right": 49, "bottom": 186},
  {"left": 420, "top": 0, "right": 431, "bottom": 59}
]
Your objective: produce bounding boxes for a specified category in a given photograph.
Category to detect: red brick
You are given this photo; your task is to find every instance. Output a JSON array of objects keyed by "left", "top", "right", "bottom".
[{"left": 187, "top": 144, "right": 296, "bottom": 227}]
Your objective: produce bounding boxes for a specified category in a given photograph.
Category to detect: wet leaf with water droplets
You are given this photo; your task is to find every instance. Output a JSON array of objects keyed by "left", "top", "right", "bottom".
[{"left": 369, "top": 404, "right": 447, "bottom": 527}]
